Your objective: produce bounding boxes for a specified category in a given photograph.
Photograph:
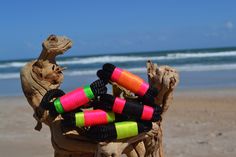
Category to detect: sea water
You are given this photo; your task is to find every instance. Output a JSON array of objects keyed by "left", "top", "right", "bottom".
[{"left": 0, "top": 47, "right": 236, "bottom": 96}]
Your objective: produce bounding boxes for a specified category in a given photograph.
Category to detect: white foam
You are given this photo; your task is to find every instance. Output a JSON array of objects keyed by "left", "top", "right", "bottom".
[
  {"left": 64, "top": 69, "right": 97, "bottom": 76},
  {"left": 58, "top": 51, "right": 236, "bottom": 65},
  {"left": 57, "top": 56, "right": 158, "bottom": 65},
  {"left": 64, "top": 63, "right": 236, "bottom": 77},
  {"left": 166, "top": 51, "right": 236, "bottom": 59},
  {"left": 0, "top": 73, "right": 20, "bottom": 79},
  {"left": 0, "top": 62, "right": 27, "bottom": 68},
  {"left": 176, "top": 63, "right": 236, "bottom": 72},
  {"left": 1, "top": 51, "right": 236, "bottom": 68}
]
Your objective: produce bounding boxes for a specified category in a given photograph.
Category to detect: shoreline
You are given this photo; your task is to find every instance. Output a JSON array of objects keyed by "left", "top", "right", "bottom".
[{"left": 0, "top": 88, "right": 236, "bottom": 156}]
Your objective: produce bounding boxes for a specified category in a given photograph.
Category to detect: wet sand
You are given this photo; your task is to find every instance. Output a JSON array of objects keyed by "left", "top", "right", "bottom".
[{"left": 0, "top": 88, "right": 236, "bottom": 157}]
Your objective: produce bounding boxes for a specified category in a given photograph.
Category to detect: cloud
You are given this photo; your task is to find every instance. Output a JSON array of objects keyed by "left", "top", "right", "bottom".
[{"left": 225, "top": 21, "right": 234, "bottom": 30}]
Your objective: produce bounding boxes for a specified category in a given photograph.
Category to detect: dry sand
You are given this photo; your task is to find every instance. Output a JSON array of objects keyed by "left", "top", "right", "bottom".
[{"left": 0, "top": 88, "right": 236, "bottom": 157}]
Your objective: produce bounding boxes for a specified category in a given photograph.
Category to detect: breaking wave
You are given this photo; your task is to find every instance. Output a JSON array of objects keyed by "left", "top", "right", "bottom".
[{"left": 1, "top": 50, "right": 236, "bottom": 68}]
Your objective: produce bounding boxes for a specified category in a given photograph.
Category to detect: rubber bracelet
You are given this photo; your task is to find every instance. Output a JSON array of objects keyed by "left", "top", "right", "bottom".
[
  {"left": 111, "top": 67, "right": 149, "bottom": 96},
  {"left": 115, "top": 121, "right": 138, "bottom": 139},
  {"left": 53, "top": 98, "right": 64, "bottom": 114},
  {"left": 58, "top": 86, "right": 94, "bottom": 112},
  {"left": 75, "top": 110, "right": 115, "bottom": 127},
  {"left": 85, "top": 121, "right": 152, "bottom": 141},
  {"left": 84, "top": 85, "right": 95, "bottom": 100},
  {"left": 112, "top": 97, "right": 126, "bottom": 114},
  {"left": 141, "top": 105, "right": 154, "bottom": 120},
  {"left": 75, "top": 112, "right": 85, "bottom": 127}
]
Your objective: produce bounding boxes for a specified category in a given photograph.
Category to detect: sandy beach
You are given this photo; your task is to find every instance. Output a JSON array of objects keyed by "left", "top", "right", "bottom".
[{"left": 0, "top": 88, "right": 236, "bottom": 157}]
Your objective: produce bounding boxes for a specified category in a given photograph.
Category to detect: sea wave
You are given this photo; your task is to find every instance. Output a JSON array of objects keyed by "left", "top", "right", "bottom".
[
  {"left": 2, "top": 50, "right": 236, "bottom": 69},
  {"left": 177, "top": 63, "right": 236, "bottom": 71},
  {"left": 62, "top": 63, "right": 236, "bottom": 76},
  {"left": 1, "top": 63, "right": 236, "bottom": 79},
  {"left": 58, "top": 51, "right": 236, "bottom": 65},
  {"left": 0, "top": 62, "right": 27, "bottom": 68},
  {"left": 57, "top": 56, "right": 158, "bottom": 65},
  {"left": 167, "top": 51, "right": 236, "bottom": 59},
  {"left": 0, "top": 73, "right": 20, "bottom": 79}
]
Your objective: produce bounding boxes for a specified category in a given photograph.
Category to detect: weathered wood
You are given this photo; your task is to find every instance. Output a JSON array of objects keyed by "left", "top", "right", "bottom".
[{"left": 20, "top": 35, "right": 179, "bottom": 157}]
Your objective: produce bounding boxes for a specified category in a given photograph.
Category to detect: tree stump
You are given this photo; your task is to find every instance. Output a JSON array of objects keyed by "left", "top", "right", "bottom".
[{"left": 20, "top": 35, "right": 179, "bottom": 157}]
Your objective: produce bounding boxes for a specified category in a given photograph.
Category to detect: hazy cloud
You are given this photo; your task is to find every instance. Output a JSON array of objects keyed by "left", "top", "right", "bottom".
[{"left": 225, "top": 21, "right": 234, "bottom": 30}]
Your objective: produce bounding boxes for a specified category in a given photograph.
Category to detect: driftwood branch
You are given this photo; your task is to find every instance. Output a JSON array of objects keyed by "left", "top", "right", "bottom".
[{"left": 20, "top": 35, "right": 179, "bottom": 157}]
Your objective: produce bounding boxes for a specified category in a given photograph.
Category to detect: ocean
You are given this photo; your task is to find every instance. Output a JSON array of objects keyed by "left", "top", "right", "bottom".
[{"left": 1, "top": 47, "right": 236, "bottom": 96}]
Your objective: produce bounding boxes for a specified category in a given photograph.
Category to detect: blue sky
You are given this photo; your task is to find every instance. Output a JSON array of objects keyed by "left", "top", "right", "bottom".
[{"left": 0, "top": 0, "right": 235, "bottom": 60}]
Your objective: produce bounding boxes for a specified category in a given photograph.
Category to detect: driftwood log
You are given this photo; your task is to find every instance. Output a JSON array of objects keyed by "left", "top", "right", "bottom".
[{"left": 20, "top": 35, "right": 179, "bottom": 157}]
